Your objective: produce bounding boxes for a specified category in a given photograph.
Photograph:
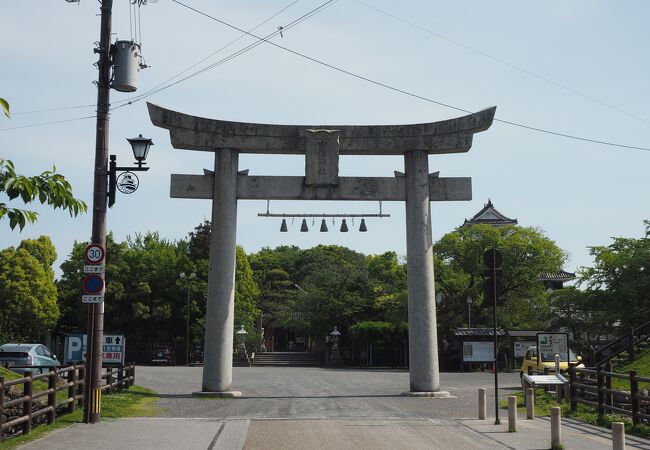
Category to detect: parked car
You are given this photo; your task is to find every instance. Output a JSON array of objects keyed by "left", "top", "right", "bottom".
[
  {"left": 151, "top": 346, "right": 175, "bottom": 365},
  {"left": 520, "top": 345, "right": 583, "bottom": 384},
  {"left": 0, "top": 343, "right": 61, "bottom": 374}
]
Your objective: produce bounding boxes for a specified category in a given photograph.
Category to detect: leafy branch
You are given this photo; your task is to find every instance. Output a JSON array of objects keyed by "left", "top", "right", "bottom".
[{"left": 0, "top": 158, "right": 88, "bottom": 230}]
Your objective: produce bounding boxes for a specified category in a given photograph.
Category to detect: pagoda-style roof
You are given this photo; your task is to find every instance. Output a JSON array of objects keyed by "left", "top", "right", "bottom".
[
  {"left": 539, "top": 270, "right": 576, "bottom": 283},
  {"left": 463, "top": 199, "right": 518, "bottom": 226}
]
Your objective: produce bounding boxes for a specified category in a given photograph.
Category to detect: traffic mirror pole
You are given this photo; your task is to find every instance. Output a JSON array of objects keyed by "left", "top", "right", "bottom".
[{"left": 84, "top": 0, "right": 113, "bottom": 424}]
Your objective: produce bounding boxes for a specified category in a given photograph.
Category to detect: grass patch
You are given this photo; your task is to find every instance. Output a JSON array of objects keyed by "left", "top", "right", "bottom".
[
  {"left": 0, "top": 385, "right": 159, "bottom": 449},
  {"left": 1, "top": 367, "right": 71, "bottom": 403},
  {"left": 611, "top": 348, "right": 650, "bottom": 391},
  {"left": 500, "top": 388, "right": 650, "bottom": 440}
]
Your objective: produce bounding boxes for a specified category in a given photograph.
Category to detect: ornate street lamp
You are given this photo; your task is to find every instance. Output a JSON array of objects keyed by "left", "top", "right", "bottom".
[{"left": 107, "top": 134, "right": 154, "bottom": 207}]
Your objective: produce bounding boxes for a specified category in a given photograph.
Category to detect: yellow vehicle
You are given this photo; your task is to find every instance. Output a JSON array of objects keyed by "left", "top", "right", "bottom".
[{"left": 519, "top": 345, "right": 583, "bottom": 382}]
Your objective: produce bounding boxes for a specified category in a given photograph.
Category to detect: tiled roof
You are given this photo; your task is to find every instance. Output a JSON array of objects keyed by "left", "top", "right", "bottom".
[
  {"left": 539, "top": 270, "right": 576, "bottom": 282},
  {"left": 463, "top": 199, "right": 518, "bottom": 226},
  {"left": 454, "top": 327, "right": 507, "bottom": 337}
]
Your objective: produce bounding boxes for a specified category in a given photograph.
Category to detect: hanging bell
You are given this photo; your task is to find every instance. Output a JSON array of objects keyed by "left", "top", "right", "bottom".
[
  {"left": 340, "top": 219, "right": 349, "bottom": 232},
  {"left": 359, "top": 218, "right": 367, "bottom": 232},
  {"left": 320, "top": 219, "right": 328, "bottom": 232},
  {"left": 280, "top": 218, "right": 288, "bottom": 232},
  {"left": 300, "top": 218, "right": 309, "bottom": 232}
]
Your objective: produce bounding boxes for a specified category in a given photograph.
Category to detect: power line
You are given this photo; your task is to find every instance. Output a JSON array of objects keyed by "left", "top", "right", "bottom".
[
  {"left": 10, "top": 0, "right": 305, "bottom": 116},
  {"left": 110, "top": 0, "right": 337, "bottom": 110},
  {"left": 352, "top": 0, "right": 650, "bottom": 126},
  {"left": 0, "top": 115, "right": 96, "bottom": 131},
  {"left": 110, "top": 0, "right": 306, "bottom": 109},
  {"left": 4, "top": 1, "right": 649, "bottom": 152},
  {"left": 169, "top": 0, "right": 650, "bottom": 152}
]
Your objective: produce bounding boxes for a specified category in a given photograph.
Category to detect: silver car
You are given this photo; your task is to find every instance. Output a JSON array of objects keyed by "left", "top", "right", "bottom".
[{"left": 0, "top": 343, "right": 61, "bottom": 374}]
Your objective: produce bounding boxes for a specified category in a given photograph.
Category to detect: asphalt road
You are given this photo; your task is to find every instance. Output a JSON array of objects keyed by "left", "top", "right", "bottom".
[
  {"left": 135, "top": 366, "right": 521, "bottom": 420},
  {"left": 20, "top": 367, "right": 650, "bottom": 449}
]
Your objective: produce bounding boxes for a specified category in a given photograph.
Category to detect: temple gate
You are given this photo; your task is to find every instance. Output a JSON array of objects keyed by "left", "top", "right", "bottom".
[{"left": 148, "top": 102, "right": 496, "bottom": 396}]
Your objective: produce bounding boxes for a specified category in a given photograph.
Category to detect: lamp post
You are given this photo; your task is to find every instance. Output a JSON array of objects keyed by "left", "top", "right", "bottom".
[
  {"left": 467, "top": 296, "right": 473, "bottom": 328},
  {"left": 84, "top": 133, "right": 153, "bottom": 424},
  {"left": 329, "top": 327, "right": 341, "bottom": 364},
  {"left": 180, "top": 272, "right": 196, "bottom": 365},
  {"left": 236, "top": 326, "right": 248, "bottom": 356}
]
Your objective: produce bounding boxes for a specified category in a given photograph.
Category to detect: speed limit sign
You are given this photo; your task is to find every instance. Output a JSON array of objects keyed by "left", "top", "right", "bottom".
[{"left": 84, "top": 243, "right": 105, "bottom": 264}]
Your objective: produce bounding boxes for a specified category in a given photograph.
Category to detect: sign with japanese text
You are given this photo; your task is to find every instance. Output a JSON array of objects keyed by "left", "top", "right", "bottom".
[
  {"left": 64, "top": 333, "right": 125, "bottom": 365},
  {"left": 536, "top": 332, "right": 569, "bottom": 365}
]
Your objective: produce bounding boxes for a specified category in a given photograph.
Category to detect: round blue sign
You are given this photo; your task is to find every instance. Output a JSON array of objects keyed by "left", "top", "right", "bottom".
[{"left": 82, "top": 274, "right": 104, "bottom": 295}]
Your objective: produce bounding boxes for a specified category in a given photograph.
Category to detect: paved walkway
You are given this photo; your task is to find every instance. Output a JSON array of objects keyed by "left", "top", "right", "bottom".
[{"left": 15, "top": 367, "right": 650, "bottom": 449}]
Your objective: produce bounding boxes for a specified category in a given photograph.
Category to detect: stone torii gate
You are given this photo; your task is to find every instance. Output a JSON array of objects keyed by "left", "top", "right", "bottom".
[{"left": 147, "top": 102, "right": 496, "bottom": 397}]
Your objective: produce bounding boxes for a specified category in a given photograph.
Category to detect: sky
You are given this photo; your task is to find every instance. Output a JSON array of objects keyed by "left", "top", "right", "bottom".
[{"left": 1, "top": 0, "right": 649, "bottom": 279}]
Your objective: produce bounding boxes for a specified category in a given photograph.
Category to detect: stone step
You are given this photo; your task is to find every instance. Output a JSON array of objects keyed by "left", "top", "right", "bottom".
[{"left": 252, "top": 352, "right": 322, "bottom": 367}]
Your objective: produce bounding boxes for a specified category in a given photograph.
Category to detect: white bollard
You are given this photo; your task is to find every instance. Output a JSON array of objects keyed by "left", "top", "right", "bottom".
[
  {"left": 550, "top": 407, "right": 561, "bottom": 449},
  {"left": 478, "top": 388, "right": 486, "bottom": 420},
  {"left": 612, "top": 422, "right": 625, "bottom": 450},
  {"left": 526, "top": 388, "right": 535, "bottom": 419},
  {"left": 508, "top": 396, "right": 517, "bottom": 432}
]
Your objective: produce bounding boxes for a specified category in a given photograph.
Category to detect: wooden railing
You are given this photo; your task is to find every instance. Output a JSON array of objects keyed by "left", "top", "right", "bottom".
[
  {"left": 568, "top": 363, "right": 650, "bottom": 426},
  {"left": 593, "top": 320, "right": 650, "bottom": 366},
  {"left": 0, "top": 363, "right": 135, "bottom": 440}
]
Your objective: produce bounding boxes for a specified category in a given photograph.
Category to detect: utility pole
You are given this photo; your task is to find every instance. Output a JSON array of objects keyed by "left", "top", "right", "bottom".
[{"left": 84, "top": 0, "right": 113, "bottom": 424}]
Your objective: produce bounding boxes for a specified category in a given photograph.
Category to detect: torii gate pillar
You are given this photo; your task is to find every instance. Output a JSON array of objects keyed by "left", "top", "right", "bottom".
[
  {"left": 148, "top": 102, "right": 496, "bottom": 397},
  {"left": 404, "top": 149, "right": 439, "bottom": 393},
  {"left": 203, "top": 148, "right": 240, "bottom": 394}
]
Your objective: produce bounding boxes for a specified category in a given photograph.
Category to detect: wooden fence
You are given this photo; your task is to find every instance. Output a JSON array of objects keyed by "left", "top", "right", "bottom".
[
  {"left": 568, "top": 363, "right": 650, "bottom": 426},
  {"left": 0, "top": 363, "right": 135, "bottom": 439}
]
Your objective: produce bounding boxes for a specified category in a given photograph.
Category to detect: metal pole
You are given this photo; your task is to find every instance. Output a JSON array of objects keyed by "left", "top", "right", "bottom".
[
  {"left": 186, "top": 281, "right": 190, "bottom": 366},
  {"left": 492, "top": 262, "right": 500, "bottom": 424},
  {"left": 468, "top": 302, "right": 471, "bottom": 328},
  {"left": 84, "top": 0, "right": 112, "bottom": 424}
]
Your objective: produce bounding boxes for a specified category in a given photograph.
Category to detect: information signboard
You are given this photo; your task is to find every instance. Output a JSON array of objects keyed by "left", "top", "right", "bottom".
[
  {"left": 514, "top": 341, "right": 536, "bottom": 358},
  {"left": 463, "top": 341, "right": 494, "bottom": 362},
  {"left": 64, "top": 333, "right": 125, "bottom": 365},
  {"left": 536, "top": 332, "right": 569, "bottom": 365}
]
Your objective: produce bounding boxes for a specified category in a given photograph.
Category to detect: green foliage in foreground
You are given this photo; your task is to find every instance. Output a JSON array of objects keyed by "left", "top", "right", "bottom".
[
  {"left": 500, "top": 388, "right": 650, "bottom": 440},
  {"left": 0, "top": 385, "right": 158, "bottom": 449},
  {"left": 0, "top": 159, "right": 87, "bottom": 231}
]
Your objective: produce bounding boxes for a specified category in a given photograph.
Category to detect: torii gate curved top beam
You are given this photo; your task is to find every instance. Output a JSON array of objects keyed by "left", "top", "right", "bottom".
[{"left": 147, "top": 102, "right": 496, "bottom": 155}]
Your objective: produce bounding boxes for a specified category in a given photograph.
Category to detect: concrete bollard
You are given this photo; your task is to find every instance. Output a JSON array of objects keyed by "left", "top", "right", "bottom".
[
  {"left": 550, "top": 407, "right": 561, "bottom": 449},
  {"left": 478, "top": 388, "right": 486, "bottom": 420},
  {"left": 612, "top": 422, "right": 625, "bottom": 450},
  {"left": 508, "top": 396, "right": 517, "bottom": 432},
  {"left": 526, "top": 388, "right": 535, "bottom": 419}
]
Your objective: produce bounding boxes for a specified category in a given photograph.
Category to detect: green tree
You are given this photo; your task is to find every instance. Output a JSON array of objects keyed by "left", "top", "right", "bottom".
[
  {"left": 294, "top": 245, "right": 373, "bottom": 339},
  {"left": 234, "top": 245, "right": 260, "bottom": 334},
  {"left": 57, "top": 232, "right": 194, "bottom": 357},
  {"left": 0, "top": 236, "right": 59, "bottom": 342},
  {"left": 580, "top": 220, "right": 650, "bottom": 328},
  {"left": 433, "top": 224, "right": 567, "bottom": 342}
]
